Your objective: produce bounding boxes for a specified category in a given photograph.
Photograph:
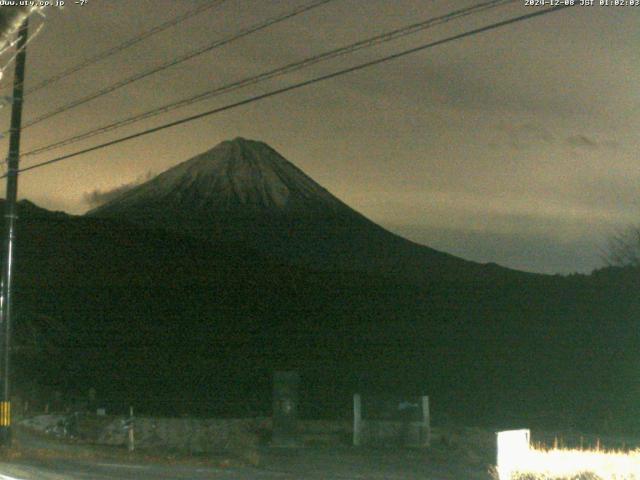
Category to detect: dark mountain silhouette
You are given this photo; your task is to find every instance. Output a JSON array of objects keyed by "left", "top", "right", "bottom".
[{"left": 88, "top": 137, "right": 525, "bottom": 281}]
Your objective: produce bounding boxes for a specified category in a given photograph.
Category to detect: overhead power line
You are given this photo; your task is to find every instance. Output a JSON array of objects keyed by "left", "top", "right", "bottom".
[
  {"left": 1, "top": 0, "right": 228, "bottom": 96},
  {"left": 23, "top": 0, "right": 513, "bottom": 158},
  {"left": 9, "top": 5, "right": 574, "bottom": 178},
  {"left": 9, "top": 0, "right": 336, "bottom": 135}
]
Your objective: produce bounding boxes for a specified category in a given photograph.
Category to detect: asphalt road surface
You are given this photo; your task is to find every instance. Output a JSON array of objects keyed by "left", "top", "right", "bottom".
[
  {"left": 0, "top": 445, "right": 492, "bottom": 479},
  {"left": 0, "top": 459, "right": 286, "bottom": 480},
  {"left": 2, "top": 425, "right": 494, "bottom": 479}
]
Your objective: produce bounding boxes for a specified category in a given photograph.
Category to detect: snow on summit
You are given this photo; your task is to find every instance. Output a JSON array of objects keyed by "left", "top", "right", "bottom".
[{"left": 93, "top": 137, "right": 343, "bottom": 214}]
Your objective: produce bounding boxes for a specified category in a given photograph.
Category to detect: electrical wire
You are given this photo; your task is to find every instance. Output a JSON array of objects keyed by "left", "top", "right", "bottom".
[
  {"left": 0, "top": 0, "right": 229, "bottom": 96},
  {"left": 22, "top": 0, "right": 514, "bottom": 158},
  {"left": 8, "top": 0, "right": 336, "bottom": 135},
  {"left": 8, "top": 5, "right": 574, "bottom": 178},
  {"left": 0, "top": 9, "right": 46, "bottom": 83}
]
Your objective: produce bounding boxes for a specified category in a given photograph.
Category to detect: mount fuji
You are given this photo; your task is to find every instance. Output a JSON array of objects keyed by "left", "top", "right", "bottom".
[{"left": 88, "top": 138, "right": 518, "bottom": 280}]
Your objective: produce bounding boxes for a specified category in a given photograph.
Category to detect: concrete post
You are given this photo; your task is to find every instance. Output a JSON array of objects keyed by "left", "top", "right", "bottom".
[
  {"left": 127, "top": 406, "right": 135, "bottom": 452},
  {"left": 353, "top": 394, "right": 362, "bottom": 446},
  {"left": 421, "top": 395, "right": 431, "bottom": 447},
  {"left": 272, "top": 371, "right": 300, "bottom": 447}
]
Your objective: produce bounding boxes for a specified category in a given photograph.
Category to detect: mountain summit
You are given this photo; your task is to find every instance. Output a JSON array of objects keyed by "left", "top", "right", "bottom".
[
  {"left": 89, "top": 138, "right": 515, "bottom": 279},
  {"left": 92, "top": 138, "right": 345, "bottom": 216}
]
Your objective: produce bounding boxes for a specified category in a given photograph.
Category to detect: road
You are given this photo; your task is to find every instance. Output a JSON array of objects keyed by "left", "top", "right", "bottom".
[
  {"left": 0, "top": 459, "right": 286, "bottom": 480},
  {"left": 0, "top": 445, "right": 492, "bottom": 480},
  {"left": 1, "top": 425, "right": 494, "bottom": 479}
]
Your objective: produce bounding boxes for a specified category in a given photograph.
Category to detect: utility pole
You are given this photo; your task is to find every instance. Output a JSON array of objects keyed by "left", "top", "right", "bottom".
[{"left": 0, "top": 17, "right": 29, "bottom": 447}]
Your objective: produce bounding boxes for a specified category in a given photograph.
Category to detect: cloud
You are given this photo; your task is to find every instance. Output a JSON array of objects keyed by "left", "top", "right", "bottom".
[
  {"left": 387, "top": 222, "right": 602, "bottom": 275},
  {"left": 367, "top": 177, "right": 640, "bottom": 274},
  {"left": 489, "top": 123, "right": 619, "bottom": 152},
  {"left": 566, "top": 134, "right": 597, "bottom": 148},
  {"left": 508, "top": 123, "right": 555, "bottom": 150},
  {"left": 83, "top": 172, "right": 154, "bottom": 208},
  {"left": 566, "top": 134, "right": 618, "bottom": 150},
  {"left": 488, "top": 122, "right": 555, "bottom": 150}
]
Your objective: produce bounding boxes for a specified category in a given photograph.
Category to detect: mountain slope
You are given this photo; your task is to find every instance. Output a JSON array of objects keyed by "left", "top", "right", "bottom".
[{"left": 89, "top": 137, "right": 524, "bottom": 280}]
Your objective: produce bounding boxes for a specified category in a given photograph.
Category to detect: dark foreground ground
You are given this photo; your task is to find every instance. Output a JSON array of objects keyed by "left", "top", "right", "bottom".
[
  {"left": 5, "top": 422, "right": 639, "bottom": 479},
  {"left": 0, "top": 426, "right": 496, "bottom": 479},
  {"left": 0, "top": 448, "right": 492, "bottom": 480},
  {"left": 0, "top": 449, "right": 492, "bottom": 480}
]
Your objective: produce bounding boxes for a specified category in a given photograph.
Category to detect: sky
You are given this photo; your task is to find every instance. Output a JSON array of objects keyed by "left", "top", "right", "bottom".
[{"left": 0, "top": 0, "right": 637, "bottom": 275}]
